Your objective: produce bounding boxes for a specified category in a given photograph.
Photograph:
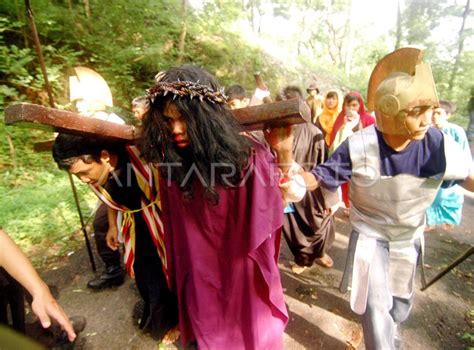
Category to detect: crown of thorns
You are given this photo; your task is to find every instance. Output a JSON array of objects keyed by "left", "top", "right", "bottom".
[{"left": 147, "top": 80, "right": 227, "bottom": 104}]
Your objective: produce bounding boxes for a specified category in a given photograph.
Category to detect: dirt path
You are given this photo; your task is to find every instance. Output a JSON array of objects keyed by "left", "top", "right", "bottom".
[{"left": 33, "top": 191, "right": 473, "bottom": 349}]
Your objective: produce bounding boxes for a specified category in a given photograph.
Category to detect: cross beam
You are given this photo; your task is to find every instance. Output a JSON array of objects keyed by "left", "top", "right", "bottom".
[
  {"left": 4, "top": 99, "right": 310, "bottom": 141},
  {"left": 4, "top": 103, "right": 137, "bottom": 141}
]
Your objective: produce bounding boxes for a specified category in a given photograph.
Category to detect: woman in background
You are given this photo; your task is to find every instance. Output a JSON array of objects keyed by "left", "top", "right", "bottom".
[
  {"left": 316, "top": 89, "right": 343, "bottom": 147},
  {"left": 328, "top": 91, "right": 375, "bottom": 213},
  {"left": 425, "top": 100, "right": 470, "bottom": 231}
]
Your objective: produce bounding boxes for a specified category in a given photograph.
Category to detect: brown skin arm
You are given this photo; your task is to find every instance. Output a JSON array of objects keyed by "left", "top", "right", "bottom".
[
  {"left": 106, "top": 207, "right": 120, "bottom": 251},
  {"left": 263, "top": 125, "right": 294, "bottom": 174},
  {"left": 264, "top": 125, "right": 320, "bottom": 191},
  {"left": 264, "top": 126, "right": 297, "bottom": 206},
  {"left": 299, "top": 169, "right": 320, "bottom": 191},
  {"left": 460, "top": 170, "right": 474, "bottom": 192},
  {"left": 0, "top": 230, "right": 76, "bottom": 341}
]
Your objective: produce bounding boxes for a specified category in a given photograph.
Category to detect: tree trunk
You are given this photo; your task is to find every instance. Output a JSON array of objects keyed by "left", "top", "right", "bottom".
[
  {"left": 325, "top": 19, "right": 340, "bottom": 67},
  {"left": 247, "top": 0, "right": 255, "bottom": 33},
  {"left": 297, "top": 8, "right": 308, "bottom": 57},
  {"left": 83, "top": 0, "right": 91, "bottom": 18},
  {"left": 448, "top": 0, "right": 470, "bottom": 96},
  {"left": 344, "top": 0, "right": 355, "bottom": 77},
  {"left": 14, "top": 0, "right": 29, "bottom": 48},
  {"left": 256, "top": 5, "right": 262, "bottom": 35},
  {"left": 177, "top": 0, "right": 188, "bottom": 64},
  {"left": 394, "top": 0, "right": 402, "bottom": 49},
  {"left": 6, "top": 134, "right": 17, "bottom": 170},
  {"left": 24, "top": 0, "right": 55, "bottom": 108},
  {"left": 246, "top": 0, "right": 261, "bottom": 35}
]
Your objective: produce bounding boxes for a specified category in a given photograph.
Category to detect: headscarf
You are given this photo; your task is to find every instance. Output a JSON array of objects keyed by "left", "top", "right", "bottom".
[
  {"left": 318, "top": 89, "right": 343, "bottom": 145},
  {"left": 328, "top": 91, "right": 375, "bottom": 147}
]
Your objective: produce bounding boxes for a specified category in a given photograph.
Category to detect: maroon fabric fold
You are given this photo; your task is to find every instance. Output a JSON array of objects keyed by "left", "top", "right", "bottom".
[{"left": 160, "top": 139, "right": 288, "bottom": 349}]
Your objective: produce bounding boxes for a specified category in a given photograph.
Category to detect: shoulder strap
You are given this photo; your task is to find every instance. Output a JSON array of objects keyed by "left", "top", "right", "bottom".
[
  {"left": 126, "top": 144, "right": 157, "bottom": 202},
  {"left": 348, "top": 125, "right": 381, "bottom": 179},
  {"left": 90, "top": 185, "right": 127, "bottom": 211}
]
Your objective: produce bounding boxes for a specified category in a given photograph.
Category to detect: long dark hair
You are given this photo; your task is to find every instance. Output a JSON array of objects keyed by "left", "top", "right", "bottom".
[{"left": 140, "top": 65, "right": 251, "bottom": 204}]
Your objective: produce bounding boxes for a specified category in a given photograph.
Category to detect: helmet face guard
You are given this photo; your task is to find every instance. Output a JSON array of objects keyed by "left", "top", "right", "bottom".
[{"left": 367, "top": 48, "right": 439, "bottom": 135}]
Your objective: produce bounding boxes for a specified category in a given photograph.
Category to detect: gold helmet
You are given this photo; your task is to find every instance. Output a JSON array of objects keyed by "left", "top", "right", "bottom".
[{"left": 367, "top": 47, "right": 439, "bottom": 135}]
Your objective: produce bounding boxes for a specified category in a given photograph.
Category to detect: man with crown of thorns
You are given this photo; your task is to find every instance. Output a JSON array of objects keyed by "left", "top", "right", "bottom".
[{"left": 140, "top": 64, "right": 309, "bottom": 349}]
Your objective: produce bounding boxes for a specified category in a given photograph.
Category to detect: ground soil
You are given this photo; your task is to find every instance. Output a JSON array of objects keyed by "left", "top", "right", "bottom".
[
  {"left": 26, "top": 193, "right": 472, "bottom": 350},
  {"left": 25, "top": 147, "right": 474, "bottom": 349}
]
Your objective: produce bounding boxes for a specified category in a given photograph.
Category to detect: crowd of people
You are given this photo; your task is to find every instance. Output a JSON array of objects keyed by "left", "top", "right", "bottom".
[{"left": 2, "top": 47, "right": 473, "bottom": 350}]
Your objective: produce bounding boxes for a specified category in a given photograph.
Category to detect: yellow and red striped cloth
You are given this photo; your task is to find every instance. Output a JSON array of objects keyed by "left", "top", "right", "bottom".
[{"left": 90, "top": 145, "right": 169, "bottom": 287}]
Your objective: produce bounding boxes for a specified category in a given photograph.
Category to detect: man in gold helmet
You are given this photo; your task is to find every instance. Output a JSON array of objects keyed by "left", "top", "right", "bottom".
[{"left": 267, "top": 48, "right": 474, "bottom": 349}]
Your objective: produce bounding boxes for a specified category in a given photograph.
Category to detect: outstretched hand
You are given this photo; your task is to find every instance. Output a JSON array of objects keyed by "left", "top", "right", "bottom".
[
  {"left": 31, "top": 283, "right": 76, "bottom": 342},
  {"left": 0, "top": 229, "right": 76, "bottom": 342}
]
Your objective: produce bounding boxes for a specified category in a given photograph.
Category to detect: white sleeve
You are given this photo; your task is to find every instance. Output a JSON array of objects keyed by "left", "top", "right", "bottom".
[
  {"left": 443, "top": 133, "right": 472, "bottom": 180},
  {"left": 279, "top": 161, "right": 307, "bottom": 203}
]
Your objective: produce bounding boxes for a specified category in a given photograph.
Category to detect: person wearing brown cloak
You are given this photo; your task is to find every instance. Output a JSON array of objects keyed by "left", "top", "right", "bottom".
[{"left": 278, "top": 86, "right": 339, "bottom": 274}]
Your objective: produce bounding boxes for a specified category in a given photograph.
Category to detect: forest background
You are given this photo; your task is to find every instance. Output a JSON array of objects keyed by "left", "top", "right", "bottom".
[{"left": 0, "top": 0, "right": 472, "bottom": 263}]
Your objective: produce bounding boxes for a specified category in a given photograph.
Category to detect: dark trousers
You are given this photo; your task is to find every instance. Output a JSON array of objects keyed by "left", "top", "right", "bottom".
[
  {"left": 0, "top": 268, "right": 25, "bottom": 333},
  {"left": 133, "top": 214, "right": 178, "bottom": 339},
  {"left": 93, "top": 202, "right": 121, "bottom": 268},
  {"left": 283, "top": 212, "right": 335, "bottom": 267}
]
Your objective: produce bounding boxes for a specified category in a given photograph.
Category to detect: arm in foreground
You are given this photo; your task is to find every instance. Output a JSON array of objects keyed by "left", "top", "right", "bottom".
[
  {"left": 0, "top": 229, "right": 76, "bottom": 341},
  {"left": 460, "top": 169, "right": 474, "bottom": 192},
  {"left": 106, "top": 207, "right": 120, "bottom": 251},
  {"left": 264, "top": 125, "right": 321, "bottom": 195},
  {"left": 299, "top": 169, "right": 320, "bottom": 192}
]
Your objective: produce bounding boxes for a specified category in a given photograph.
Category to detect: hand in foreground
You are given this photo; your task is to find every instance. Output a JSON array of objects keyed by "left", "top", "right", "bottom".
[
  {"left": 106, "top": 226, "right": 120, "bottom": 251},
  {"left": 31, "top": 283, "right": 76, "bottom": 342},
  {"left": 0, "top": 229, "right": 76, "bottom": 342}
]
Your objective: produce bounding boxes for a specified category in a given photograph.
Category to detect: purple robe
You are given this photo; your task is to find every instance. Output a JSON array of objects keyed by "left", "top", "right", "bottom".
[{"left": 160, "top": 140, "right": 288, "bottom": 349}]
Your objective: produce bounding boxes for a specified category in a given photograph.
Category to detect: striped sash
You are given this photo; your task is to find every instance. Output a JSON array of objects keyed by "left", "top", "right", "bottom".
[{"left": 90, "top": 144, "right": 169, "bottom": 286}]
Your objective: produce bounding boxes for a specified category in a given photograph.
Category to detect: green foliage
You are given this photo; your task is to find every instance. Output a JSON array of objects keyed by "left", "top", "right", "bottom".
[
  {"left": 399, "top": 0, "right": 472, "bottom": 124},
  {"left": 0, "top": 167, "right": 95, "bottom": 258},
  {"left": 0, "top": 119, "right": 51, "bottom": 171},
  {"left": 461, "top": 309, "right": 474, "bottom": 346},
  {"left": 0, "top": 0, "right": 291, "bottom": 258},
  {"left": 0, "top": 111, "right": 95, "bottom": 263},
  {"left": 432, "top": 50, "right": 474, "bottom": 128},
  {"left": 0, "top": 0, "right": 473, "bottom": 260},
  {"left": 0, "top": 15, "right": 82, "bottom": 106},
  {"left": 400, "top": 0, "right": 444, "bottom": 49}
]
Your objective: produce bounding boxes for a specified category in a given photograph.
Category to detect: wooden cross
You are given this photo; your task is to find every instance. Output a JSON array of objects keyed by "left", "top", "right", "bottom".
[{"left": 4, "top": 99, "right": 310, "bottom": 143}]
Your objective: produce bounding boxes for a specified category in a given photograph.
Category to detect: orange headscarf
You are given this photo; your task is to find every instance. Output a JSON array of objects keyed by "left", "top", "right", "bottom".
[{"left": 318, "top": 89, "right": 343, "bottom": 145}]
